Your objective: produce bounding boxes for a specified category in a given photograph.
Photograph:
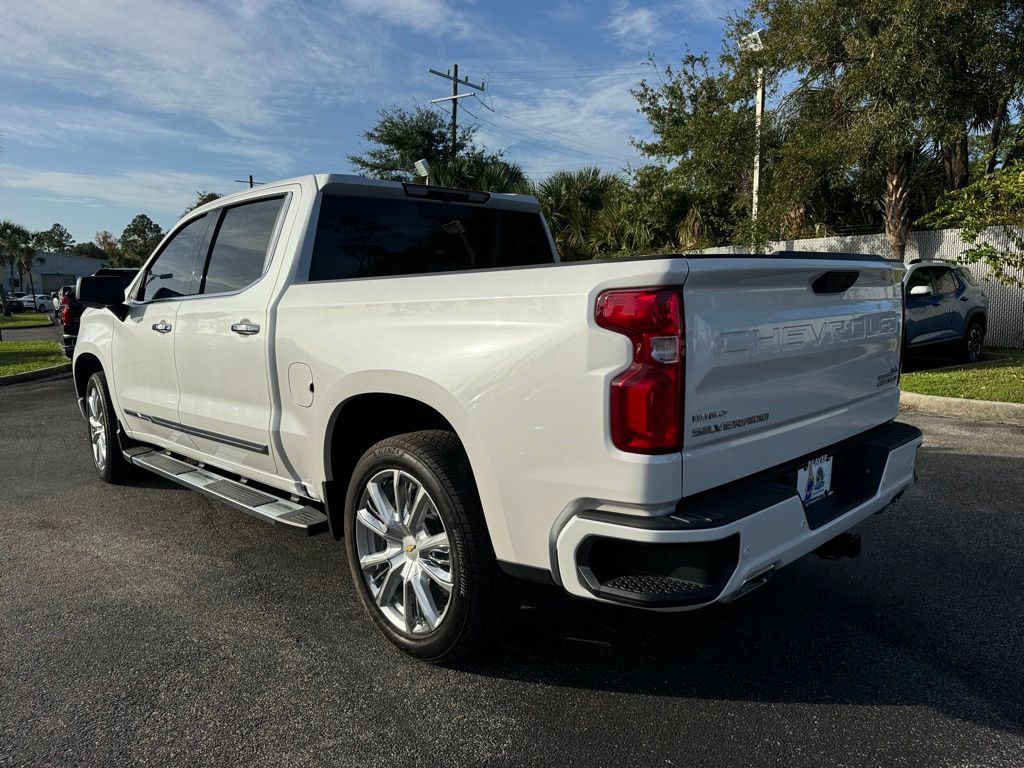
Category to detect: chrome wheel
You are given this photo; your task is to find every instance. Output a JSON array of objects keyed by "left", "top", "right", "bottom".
[
  {"left": 354, "top": 469, "right": 453, "bottom": 636},
  {"left": 966, "top": 325, "right": 984, "bottom": 362},
  {"left": 87, "top": 386, "right": 108, "bottom": 471}
]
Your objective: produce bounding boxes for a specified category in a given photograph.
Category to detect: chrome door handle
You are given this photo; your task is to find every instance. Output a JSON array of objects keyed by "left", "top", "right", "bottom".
[
  {"left": 152, "top": 322, "right": 172, "bottom": 334},
  {"left": 231, "top": 322, "right": 260, "bottom": 336}
]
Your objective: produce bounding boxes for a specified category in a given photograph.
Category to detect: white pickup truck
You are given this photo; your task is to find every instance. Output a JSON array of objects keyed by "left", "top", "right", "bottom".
[{"left": 74, "top": 174, "right": 922, "bottom": 661}]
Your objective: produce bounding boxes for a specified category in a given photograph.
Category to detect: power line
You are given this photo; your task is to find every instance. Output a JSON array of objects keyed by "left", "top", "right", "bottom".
[
  {"left": 484, "top": 64, "right": 651, "bottom": 75},
  {"left": 475, "top": 94, "right": 638, "bottom": 160},
  {"left": 457, "top": 103, "right": 628, "bottom": 164}
]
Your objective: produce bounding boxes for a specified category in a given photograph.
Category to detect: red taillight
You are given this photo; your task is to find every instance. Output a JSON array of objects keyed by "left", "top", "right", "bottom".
[
  {"left": 60, "top": 293, "right": 72, "bottom": 325},
  {"left": 595, "top": 288, "right": 684, "bottom": 454}
]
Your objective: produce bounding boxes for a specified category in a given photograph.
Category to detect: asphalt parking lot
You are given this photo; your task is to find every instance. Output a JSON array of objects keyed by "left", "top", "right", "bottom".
[{"left": 2, "top": 377, "right": 1023, "bottom": 768}]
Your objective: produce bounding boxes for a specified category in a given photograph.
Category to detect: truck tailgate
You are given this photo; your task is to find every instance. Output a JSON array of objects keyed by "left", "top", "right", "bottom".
[{"left": 681, "top": 255, "right": 904, "bottom": 497}]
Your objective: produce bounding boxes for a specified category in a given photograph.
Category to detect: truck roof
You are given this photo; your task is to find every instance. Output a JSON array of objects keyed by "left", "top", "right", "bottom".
[{"left": 195, "top": 173, "right": 541, "bottom": 215}]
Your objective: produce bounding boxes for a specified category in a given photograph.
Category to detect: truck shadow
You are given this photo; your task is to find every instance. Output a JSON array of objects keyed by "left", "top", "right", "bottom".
[{"left": 459, "top": 446, "right": 1024, "bottom": 735}]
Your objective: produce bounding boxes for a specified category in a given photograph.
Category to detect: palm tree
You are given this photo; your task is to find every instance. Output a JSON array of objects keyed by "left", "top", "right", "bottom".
[
  {"left": 534, "top": 168, "right": 625, "bottom": 261},
  {"left": 0, "top": 219, "right": 31, "bottom": 315},
  {"left": 18, "top": 243, "right": 43, "bottom": 300},
  {"left": 431, "top": 155, "right": 531, "bottom": 193}
]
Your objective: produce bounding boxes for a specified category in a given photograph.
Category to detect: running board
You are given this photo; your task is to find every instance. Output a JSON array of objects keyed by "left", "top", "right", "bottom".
[{"left": 124, "top": 447, "right": 329, "bottom": 536}]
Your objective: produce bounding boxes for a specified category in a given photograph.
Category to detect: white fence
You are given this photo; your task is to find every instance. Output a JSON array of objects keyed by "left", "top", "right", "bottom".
[{"left": 704, "top": 227, "right": 1024, "bottom": 348}]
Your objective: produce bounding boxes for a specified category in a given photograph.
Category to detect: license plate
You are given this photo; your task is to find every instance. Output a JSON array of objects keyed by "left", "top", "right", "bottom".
[{"left": 797, "top": 454, "right": 833, "bottom": 505}]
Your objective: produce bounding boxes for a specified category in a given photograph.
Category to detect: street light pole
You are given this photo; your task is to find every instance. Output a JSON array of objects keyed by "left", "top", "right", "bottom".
[
  {"left": 740, "top": 30, "right": 766, "bottom": 225},
  {"left": 752, "top": 65, "right": 765, "bottom": 223}
]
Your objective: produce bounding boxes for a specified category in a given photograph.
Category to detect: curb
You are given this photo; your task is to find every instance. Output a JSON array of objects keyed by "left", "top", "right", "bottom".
[
  {"left": 899, "top": 390, "right": 1024, "bottom": 426},
  {"left": 0, "top": 363, "right": 72, "bottom": 388}
]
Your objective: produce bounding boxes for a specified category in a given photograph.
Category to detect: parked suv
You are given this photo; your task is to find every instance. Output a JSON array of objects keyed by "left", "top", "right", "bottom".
[{"left": 904, "top": 261, "right": 988, "bottom": 363}]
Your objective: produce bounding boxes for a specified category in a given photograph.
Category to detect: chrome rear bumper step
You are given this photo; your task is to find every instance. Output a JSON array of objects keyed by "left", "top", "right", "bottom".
[{"left": 124, "top": 447, "right": 329, "bottom": 536}]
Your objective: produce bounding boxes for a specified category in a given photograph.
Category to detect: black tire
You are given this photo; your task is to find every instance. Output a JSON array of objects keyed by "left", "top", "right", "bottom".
[
  {"left": 84, "top": 371, "right": 134, "bottom": 484},
  {"left": 343, "top": 430, "right": 515, "bottom": 663},
  {"left": 963, "top": 321, "right": 985, "bottom": 363}
]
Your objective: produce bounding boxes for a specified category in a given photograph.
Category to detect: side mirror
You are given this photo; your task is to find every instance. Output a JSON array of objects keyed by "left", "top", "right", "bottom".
[
  {"left": 908, "top": 285, "right": 933, "bottom": 297},
  {"left": 76, "top": 275, "right": 126, "bottom": 308}
]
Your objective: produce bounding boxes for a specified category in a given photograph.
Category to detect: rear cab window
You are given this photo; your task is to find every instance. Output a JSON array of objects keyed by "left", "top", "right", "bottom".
[{"left": 308, "top": 193, "right": 553, "bottom": 281}]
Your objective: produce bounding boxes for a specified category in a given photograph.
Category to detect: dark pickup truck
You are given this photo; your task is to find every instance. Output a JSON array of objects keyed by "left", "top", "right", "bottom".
[{"left": 59, "top": 267, "right": 138, "bottom": 358}]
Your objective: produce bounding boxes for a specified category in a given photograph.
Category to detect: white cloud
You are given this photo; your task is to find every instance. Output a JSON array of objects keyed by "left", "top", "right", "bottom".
[
  {"left": 339, "top": 0, "right": 469, "bottom": 35},
  {"left": 0, "top": 0, "right": 395, "bottom": 138},
  {"left": 467, "top": 75, "right": 650, "bottom": 180},
  {"left": 0, "top": 104, "right": 294, "bottom": 173},
  {"left": 0, "top": 165, "right": 231, "bottom": 216},
  {"left": 606, "top": 0, "right": 729, "bottom": 51},
  {"left": 607, "top": 2, "right": 661, "bottom": 43}
]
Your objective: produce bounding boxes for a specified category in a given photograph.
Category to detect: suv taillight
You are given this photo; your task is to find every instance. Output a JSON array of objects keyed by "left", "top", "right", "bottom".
[
  {"left": 60, "top": 293, "right": 72, "bottom": 325},
  {"left": 595, "top": 288, "right": 684, "bottom": 454}
]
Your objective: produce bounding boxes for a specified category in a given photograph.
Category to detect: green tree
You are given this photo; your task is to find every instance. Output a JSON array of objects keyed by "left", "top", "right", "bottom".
[
  {"left": 31, "top": 222, "right": 75, "bottom": 253},
  {"left": 430, "top": 155, "right": 531, "bottom": 193},
  {"left": 117, "top": 215, "right": 163, "bottom": 267},
  {"left": 348, "top": 105, "right": 479, "bottom": 181},
  {"left": 18, "top": 242, "right": 42, "bottom": 299},
  {"left": 70, "top": 241, "right": 110, "bottom": 260},
  {"left": 0, "top": 220, "right": 39, "bottom": 300},
  {"left": 918, "top": 162, "right": 1024, "bottom": 285},
  {"left": 0, "top": 219, "right": 31, "bottom": 315},
  {"left": 93, "top": 231, "right": 122, "bottom": 264},
  {"left": 590, "top": 165, "right": 700, "bottom": 257},
  {"left": 534, "top": 167, "right": 625, "bottom": 261},
  {"left": 183, "top": 190, "right": 221, "bottom": 216},
  {"left": 633, "top": 0, "right": 1024, "bottom": 258}
]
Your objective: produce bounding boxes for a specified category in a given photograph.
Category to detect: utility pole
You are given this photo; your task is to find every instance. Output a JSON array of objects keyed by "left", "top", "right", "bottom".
[
  {"left": 428, "top": 65, "right": 485, "bottom": 159},
  {"left": 233, "top": 174, "right": 262, "bottom": 188}
]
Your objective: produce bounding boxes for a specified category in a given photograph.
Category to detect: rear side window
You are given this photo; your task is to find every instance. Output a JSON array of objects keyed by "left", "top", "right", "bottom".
[
  {"left": 139, "top": 214, "right": 208, "bottom": 301},
  {"left": 957, "top": 267, "right": 978, "bottom": 286},
  {"left": 199, "top": 197, "right": 284, "bottom": 295},
  {"left": 308, "top": 194, "right": 552, "bottom": 281},
  {"left": 934, "top": 268, "right": 958, "bottom": 295}
]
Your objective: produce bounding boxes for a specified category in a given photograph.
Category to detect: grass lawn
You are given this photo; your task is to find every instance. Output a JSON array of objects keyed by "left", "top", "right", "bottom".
[
  {"left": 0, "top": 312, "right": 53, "bottom": 329},
  {"left": 901, "top": 348, "right": 1024, "bottom": 404},
  {"left": 0, "top": 340, "right": 66, "bottom": 377}
]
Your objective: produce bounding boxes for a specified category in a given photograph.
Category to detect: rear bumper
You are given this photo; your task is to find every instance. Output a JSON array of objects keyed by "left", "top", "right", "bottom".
[{"left": 554, "top": 421, "right": 922, "bottom": 609}]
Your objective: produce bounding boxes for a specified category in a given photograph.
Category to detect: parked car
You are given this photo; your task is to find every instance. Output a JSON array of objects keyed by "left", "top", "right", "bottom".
[
  {"left": 18, "top": 293, "right": 52, "bottom": 312},
  {"left": 61, "top": 269, "right": 137, "bottom": 357},
  {"left": 72, "top": 174, "right": 921, "bottom": 662},
  {"left": 5, "top": 290, "right": 28, "bottom": 311},
  {"left": 903, "top": 260, "right": 988, "bottom": 363}
]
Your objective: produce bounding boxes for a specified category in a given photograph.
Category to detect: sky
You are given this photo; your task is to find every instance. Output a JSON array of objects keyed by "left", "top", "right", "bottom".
[{"left": 0, "top": 0, "right": 738, "bottom": 244}]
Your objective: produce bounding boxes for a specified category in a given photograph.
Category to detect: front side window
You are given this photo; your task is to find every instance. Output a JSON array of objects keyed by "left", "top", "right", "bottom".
[
  {"left": 906, "top": 267, "right": 934, "bottom": 293},
  {"left": 139, "top": 215, "right": 209, "bottom": 301},
  {"left": 199, "top": 197, "right": 284, "bottom": 295},
  {"left": 308, "top": 194, "right": 552, "bottom": 281}
]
